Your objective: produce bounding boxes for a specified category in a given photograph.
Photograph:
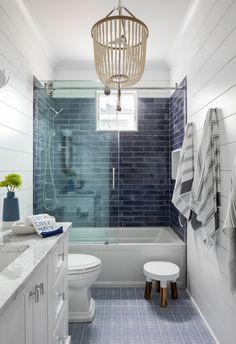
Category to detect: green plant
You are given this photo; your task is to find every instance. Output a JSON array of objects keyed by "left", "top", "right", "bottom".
[{"left": 0, "top": 174, "right": 22, "bottom": 192}]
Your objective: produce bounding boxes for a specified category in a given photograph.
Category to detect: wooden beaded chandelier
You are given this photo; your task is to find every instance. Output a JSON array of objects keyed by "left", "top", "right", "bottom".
[{"left": 91, "top": 1, "right": 148, "bottom": 110}]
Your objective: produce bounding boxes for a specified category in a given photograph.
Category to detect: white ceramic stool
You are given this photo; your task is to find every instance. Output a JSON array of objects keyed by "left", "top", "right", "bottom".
[{"left": 143, "top": 261, "right": 180, "bottom": 307}]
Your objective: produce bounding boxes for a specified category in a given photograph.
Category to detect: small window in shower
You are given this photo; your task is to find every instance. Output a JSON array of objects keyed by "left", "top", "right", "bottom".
[{"left": 96, "top": 90, "right": 137, "bottom": 131}]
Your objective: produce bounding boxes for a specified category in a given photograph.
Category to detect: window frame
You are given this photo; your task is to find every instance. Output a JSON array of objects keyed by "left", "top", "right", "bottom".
[{"left": 96, "top": 90, "right": 138, "bottom": 132}]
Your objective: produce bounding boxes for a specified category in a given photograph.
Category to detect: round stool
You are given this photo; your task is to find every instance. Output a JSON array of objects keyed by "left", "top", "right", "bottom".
[{"left": 143, "top": 261, "right": 180, "bottom": 307}]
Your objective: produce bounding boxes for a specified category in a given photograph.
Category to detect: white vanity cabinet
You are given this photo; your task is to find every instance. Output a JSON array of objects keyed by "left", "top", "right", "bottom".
[
  {"left": 24, "top": 258, "right": 50, "bottom": 344},
  {"left": 50, "top": 232, "right": 69, "bottom": 344},
  {"left": 0, "top": 229, "right": 70, "bottom": 344},
  {"left": 0, "top": 289, "right": 25, "bottom": 344}
]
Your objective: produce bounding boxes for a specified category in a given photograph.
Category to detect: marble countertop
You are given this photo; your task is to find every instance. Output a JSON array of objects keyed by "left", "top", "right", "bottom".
[{"left": 0, "top": 222, "right": 72, "bottom": 317}]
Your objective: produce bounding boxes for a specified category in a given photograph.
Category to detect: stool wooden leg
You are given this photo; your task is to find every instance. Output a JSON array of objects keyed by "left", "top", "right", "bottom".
[
  {"left": 144, "top": 281, "right": 152, "bottom": 300},
  {"left": 170, "top": 282, "right": 178, "bottom": 299},
  {"left": 156, "top": 281, "right": 160, "bottom": 292},
  {"left": 160, "top": 287, "right": 168, "bottom": 307}
]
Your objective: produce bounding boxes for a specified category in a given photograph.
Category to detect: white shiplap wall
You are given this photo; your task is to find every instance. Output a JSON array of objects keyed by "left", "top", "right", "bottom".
[
  {"left": 0, "top": 1, "right": 54, "bottom": 219},
  {"left": 170, "top": 1, "right": 236, "bottom": 343},
  {"left": 53, "top": 61, "right": 171, "bottom": 98}
]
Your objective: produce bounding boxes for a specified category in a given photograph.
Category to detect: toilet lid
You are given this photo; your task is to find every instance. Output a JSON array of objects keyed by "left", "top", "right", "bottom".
[{"left": 68, "top": 254, "right": 101, "bottom": 271}]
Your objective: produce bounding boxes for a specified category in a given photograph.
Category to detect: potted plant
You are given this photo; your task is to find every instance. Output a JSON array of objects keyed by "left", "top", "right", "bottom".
[{"left": 0, "top": 174, "right": 22, "bottom": 228}]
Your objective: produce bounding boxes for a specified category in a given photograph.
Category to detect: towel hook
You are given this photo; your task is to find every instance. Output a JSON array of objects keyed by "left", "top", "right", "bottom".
[{"left": 0, "top": 69, "right": 10, "bottom": 89}]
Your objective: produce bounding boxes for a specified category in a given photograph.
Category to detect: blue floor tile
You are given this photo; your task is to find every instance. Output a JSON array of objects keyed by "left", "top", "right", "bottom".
[
  {"left": 106, "top": 287, "right": 122, "bottom": 306},
  {"left": 102, "top": 321, "right": 123, "bottom": 344},
  {"left": 69, "top": 287, "right": 216, "bottom": 344},
  {"left": 93, "top": 306, "right": 105, "bottom": 322},
  {"left": 104, "top": 305, "right": 122, "bottom": 323},
  {"left": 82, "top": 322, "right": 103, "bottom": 344},
  {"left": 123, "top": 320, "right": 143, "bottom": 344}
]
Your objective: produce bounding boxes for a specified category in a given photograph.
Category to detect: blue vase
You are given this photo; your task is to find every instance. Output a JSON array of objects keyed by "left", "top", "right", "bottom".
[{"left": 2, "top": 191, "right": 20, "bottom": 224}]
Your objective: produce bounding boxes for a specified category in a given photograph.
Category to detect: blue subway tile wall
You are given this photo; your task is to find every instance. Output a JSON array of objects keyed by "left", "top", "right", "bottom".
[
  {"left": 52, "top": 98, "right": 116, "bottom": 227},
  {"left": 116, "top": 98, "right": 170, "bottom": 227},
  {"left": 51, "top": 97, "right": 170, "bottom": 228},
  {"left": 33, "top": 90, "right": 186, "bottom": 239},
  {"left": 33, "top": 78, "right": 54, "bottom": 214},
  {"left": 169, "top": 77, "right": 187, "bottom": 241}
]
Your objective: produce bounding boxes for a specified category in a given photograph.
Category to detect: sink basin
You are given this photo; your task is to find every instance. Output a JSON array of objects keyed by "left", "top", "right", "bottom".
[{"left": 0, "top": 245, "right": 28, "bottom": 273}]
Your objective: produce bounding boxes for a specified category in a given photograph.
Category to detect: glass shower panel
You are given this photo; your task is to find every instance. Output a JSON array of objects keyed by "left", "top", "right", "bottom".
[{"left": 36, "top": 84, "right": 120, "bottom": 243}]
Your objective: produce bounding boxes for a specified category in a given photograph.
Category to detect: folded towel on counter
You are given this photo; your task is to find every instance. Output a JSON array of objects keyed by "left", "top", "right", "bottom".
[
  {"left": 172, "top": 123, "right": 194, "bottom": 226},
  {"left": 190, "top": 108, "right": 220, "bottom": 249},
  {"left": 41, "top": 227, "right": 63, "bottom": 238},
  {"left": 223, "top": 156, "right": 236, "bottom": 292},
  {"left": 26, "top": 214, "right": 63, "bottom": 238}
]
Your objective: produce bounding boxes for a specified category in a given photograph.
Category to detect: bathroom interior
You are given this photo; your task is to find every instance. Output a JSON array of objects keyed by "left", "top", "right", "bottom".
[{"left": 0, "top": 0, "right": 235, "bottom": 343}]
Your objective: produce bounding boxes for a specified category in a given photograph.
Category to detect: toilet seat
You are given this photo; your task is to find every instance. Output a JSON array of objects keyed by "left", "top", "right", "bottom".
[{"left": 68, "top": 254, "right": 101, "bottom": 274}]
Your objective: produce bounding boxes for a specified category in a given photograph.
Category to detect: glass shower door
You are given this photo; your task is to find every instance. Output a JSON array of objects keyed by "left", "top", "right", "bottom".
[{"left": 49, "top": 89, "right": 119, "bottom": 243}]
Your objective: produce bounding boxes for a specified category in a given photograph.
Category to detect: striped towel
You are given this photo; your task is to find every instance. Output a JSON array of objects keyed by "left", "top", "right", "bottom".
[
  {"left": 223, "top": 156, "right": 236, "bottom": 291},
  {"left": 172, "top": 123, "right": 194, "bottom": 226},
  {"left": 190, "top": 108, "right": 220, "bottom": 248}
]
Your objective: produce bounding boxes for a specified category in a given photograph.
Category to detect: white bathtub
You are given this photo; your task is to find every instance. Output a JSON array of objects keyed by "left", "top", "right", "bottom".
[{"left": 69, "top": 227, "right": 186, "bottom": 287}]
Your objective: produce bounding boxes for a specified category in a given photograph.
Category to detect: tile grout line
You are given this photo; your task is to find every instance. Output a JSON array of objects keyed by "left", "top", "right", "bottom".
[
  {"left": 100, "top": 287, "right": 107, "bottom": 344},
  {"left": 119, "top": 288, "right": 124, "bottom": 344},
  {"left": 134, "top": 288, "right": 145, "bottom": 344},
  {"left": 80, "top": 323, "right": 86, "bottom": 344},
  {"left": 149, "top": 290, "right": 165, "bottom": 344},
  {"left": 168, "top": 293, "right": 188, "bottom": 344}
]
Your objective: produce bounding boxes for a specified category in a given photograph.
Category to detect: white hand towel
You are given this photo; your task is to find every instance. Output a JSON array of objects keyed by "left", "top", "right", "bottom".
[
  {"left": 190, "top": 108, "right": 220, "bottom": 248},
  {"left": 26, "top": 214, "right": 62, "bottom": 237},
  {"left": 223, "top": 156, "right": 236, "bottom": 292},
  {"left": 172, "top": 123, "right": 194, "bottom": 226}
]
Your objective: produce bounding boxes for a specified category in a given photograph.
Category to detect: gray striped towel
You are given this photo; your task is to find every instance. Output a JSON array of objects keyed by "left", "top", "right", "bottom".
[
  {"left": 190, "top": 108, "right": 220, "bottom": 248},
  {"left": 172, "top": 123, "right": 194, "bottom": 226},
  {"left": 223, "top": 156, "right": 236, "bottom": 292}
]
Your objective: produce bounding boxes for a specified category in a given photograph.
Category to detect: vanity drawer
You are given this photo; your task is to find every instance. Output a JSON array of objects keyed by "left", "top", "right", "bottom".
[
  {"left": 52, "top": 239, "right": 66, "bottom": 284},
  {"left": 52, "top": 270, "right": 66, "bottom": 328},
  {"left": 53, "top": 308, "right": 70, "bottom": 344}
]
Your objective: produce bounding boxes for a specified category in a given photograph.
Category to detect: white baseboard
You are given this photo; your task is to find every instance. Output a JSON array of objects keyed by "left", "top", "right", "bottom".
[
  {"left": 94, "top": 281, "right": 145, "bottom": 287},
  {"left": 94, "top": 280, "right": 184, "bottom": 288},
  {"left": 186, "top": 289, "right": 219, "bottom": 344}
]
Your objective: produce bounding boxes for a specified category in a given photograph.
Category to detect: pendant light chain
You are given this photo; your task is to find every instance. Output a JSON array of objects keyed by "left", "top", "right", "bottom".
[
  {"left": 91, "top": 1, "right": 148, "bottom": 110},
  {"left": 117, "top": 0, "right": 123, "bottom": 12}
]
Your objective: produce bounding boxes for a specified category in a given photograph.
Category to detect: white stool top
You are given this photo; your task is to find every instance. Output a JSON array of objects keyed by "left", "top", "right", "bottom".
[{"left": 144, "top": 261, "right": 180, "bottom": 282}]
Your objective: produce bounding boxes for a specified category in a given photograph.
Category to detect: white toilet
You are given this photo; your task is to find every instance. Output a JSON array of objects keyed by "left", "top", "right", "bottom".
[{"left": 68, "top": 253, "right": 102, "bottom": 322}]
